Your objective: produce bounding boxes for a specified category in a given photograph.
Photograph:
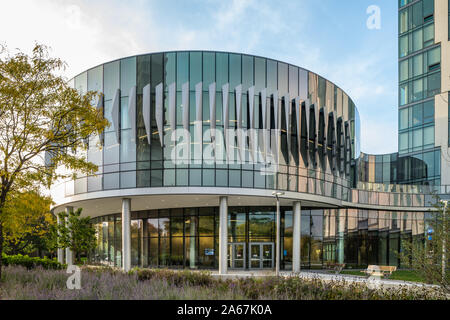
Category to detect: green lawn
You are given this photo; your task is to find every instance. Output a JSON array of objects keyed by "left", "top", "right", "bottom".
[{"left": 339, "top": 269, "right": 427, "bottom": 283}]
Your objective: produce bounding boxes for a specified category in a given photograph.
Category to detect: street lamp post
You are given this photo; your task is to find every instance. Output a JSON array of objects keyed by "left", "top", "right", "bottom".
[{"left": 272, "top": 191, "right": 285, "bottom": 277}]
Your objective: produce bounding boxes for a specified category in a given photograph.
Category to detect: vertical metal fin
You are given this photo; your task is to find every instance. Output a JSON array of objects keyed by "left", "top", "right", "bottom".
[
  {"left": 112, "top": 88, "right": 120, "bottom": 143},
  {"left": 235, "top": 84, "right": 244, "bottom": 161},
  {"left": 143, "top": 84, "right": 151, "bottom": 145},
  {"left": 222, "top": 83, "right": 229, "bottom": 153},
  {"left": 222, "top": 84, "right": 229, "bottom": 130},
  {"left": 284, "top": 94, "right": 291, "bottom": 160},
  {"left": 273, "top": 91, "right": 279, "bottom": 130},
  {"left": 248, "top": 86, "right": 255, "bottom": 162},
  {"left": 261, "top": 89, "right": 268, "bottom": 161},
  {"left": 261, "top": 89, "right": 267, "bottom": 129},
  {"left": 182, "top": 82, "right": 189, "bottom": 132},
  {"left": 295, "top": 97, "right": 302, "bottom": 154},
  {"left": 235, "top": 84, "right": 243, "bottom": 129},
  {"left": 305, "top": 99, "right": 310, "bottom": 138},
  {"left": 272, "top": 91, "right": 279, "bottom": 164},
  {"left": 314, "top": 103, "right": 319, "bottom": 147},
  {"left": 155, "top": 83, "right": 164, "bottom": 146},
  {"left": 344, "top": 120, "right": 351, "bottom": 176},
  {"left": 195, "top": 82, "right": 203, "bottom": 156},
  {"left": 169, "top": 82, "right": 176, "bottom": 132},
  {"left": 209, "top": 82, "right": 216, "bottom": 140},
  {"left": 249, "top": 86, "right": 255, "bottom": 129},
  {"left": 323, "top": 108, "right": 329, "bottom": 172},
  {"left": 128, "top": 86, "right": 137, "bottom": 143},
  {"left": 196, "top": 82, "right": 203, "bottom": 123},
  {"left": 331, "top": 112, "right": 338, "bottom": 174},
  {"left": 97, "top": 93, "right": 104, "bottom": 145},
  {"left": 299, "top": 100, "right": 309, "bottom": 167}
]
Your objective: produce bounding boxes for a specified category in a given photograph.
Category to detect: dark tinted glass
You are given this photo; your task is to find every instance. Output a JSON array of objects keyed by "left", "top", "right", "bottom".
[
  {"left": 137, "top": 55, "right": 150, "bottom": 94},
  {"left": 216, "top": 53, "right": 228, "bottom": 88},
  {"left": 289, "top": 65, "right": 298, "bottom": 97},
  {"left": 242, "top": 55, "right": 254, "bottom": 91},
  {"left": 229, "top": 53, "right": 241, "bottom": 90},
  {"left": 176, "top": 52, "right": 189, "bottom": 90},
  {"left": 151, "top": 54, "right": 164, "bottom": 89},
  {"left": 164, "top": 53, "right": 176, "bottom": 91},
  {"left": 277, "top": 62, "right": 288, "bottom": 95},
  {"left": 266, "top": 60, "right": 277, "bottom": 93},
  {"left": 203, "top": 52, "right": 215, "bottom": 89},
  {"left": 254, "top": 57, "right": 266, "bottom": 92},
  {"left": 190, "top": 52, "right": 202, "bottom": 90},
  {"left": 104, "top": 61, "right": 119, "bottom": 100}
]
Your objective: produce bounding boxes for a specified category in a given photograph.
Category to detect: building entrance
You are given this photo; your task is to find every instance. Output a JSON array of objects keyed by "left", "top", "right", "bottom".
[
  {"left": 249, "top": 243, "right": 274, "bottom": 269},
  {"left": 228, "top": 243, "right": 246, "bottom": 269},
  {"left": 228, "top": 242, "right": 274, "bottom": 269}
]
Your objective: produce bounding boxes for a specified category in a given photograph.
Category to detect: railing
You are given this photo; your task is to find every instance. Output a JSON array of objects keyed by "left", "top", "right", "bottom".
[
  {"left": 356, "top": 181, "right": 450, "bottom": 195},
  {"left": 50, "top": 166, "right": 443, "bottom": 209}
]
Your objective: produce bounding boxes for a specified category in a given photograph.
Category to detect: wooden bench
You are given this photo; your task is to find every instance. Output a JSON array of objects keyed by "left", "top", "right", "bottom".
[
  {"left": 323, "top": 262, "right": 346, "bottom": 274},
  {"left": 379, "top": 266, "right": 397, "bottom": 277},
  {"left": 361, "top": 265, "right": 397, "bottom": 278}
]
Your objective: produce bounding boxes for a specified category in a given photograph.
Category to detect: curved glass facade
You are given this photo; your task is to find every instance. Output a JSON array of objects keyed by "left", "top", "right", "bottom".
[
  {"left": 354, "top": 151, "right": 440, "bottom": 186},
  {"left": 67, "top": 51, "right": 360, "bottom": 198},
  {"left": 50, "top": 50, "right": 440, "bottom": 272},
  {"left": 91, "top": 206, "right": 428, "bottom": 269}
]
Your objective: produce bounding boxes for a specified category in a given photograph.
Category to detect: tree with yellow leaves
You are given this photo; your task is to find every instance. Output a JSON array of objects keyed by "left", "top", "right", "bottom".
[
  {"left": 0, "top": 43, "right": 108, "bottom": 278},
  {"left": 2, "top": 190, "right": 53, "bottom": 256}
]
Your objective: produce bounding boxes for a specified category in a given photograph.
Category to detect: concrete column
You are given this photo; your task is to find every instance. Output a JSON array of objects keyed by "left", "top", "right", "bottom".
[
  {"left": 275, "top": 197, "right": 281, "bottom": 275},
  {"left": 190, "top": 216, "right": 197, "bottom": 269},
  {"left": 337, "top": 210, "right": 345, "bottom": 264},
  {"left": 142, "top": 219, "right": 148, "bottom": 268},
  {"left": 65, "top": 206, "right": 74, "bottom": 266},
  {"left": 292, "top": 201, "right": 301, "bottom": 273},
  {"left": 122, "top": 198, "right": 131, "bottom": 272},
  {"left": 219, "top": 196, "right": 228, "bottom": 275},
  {"left": 56, "top": 214, "right": 64, "bottom": 265}
]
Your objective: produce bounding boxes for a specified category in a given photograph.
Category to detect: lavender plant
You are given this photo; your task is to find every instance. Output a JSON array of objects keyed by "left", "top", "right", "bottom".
[{"left": 0, "top": 266, "right": 447, "bottom": 300}]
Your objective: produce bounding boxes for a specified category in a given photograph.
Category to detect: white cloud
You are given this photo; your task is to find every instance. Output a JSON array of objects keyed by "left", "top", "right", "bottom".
[
  {"left": 0, "top": 0, "right": 399, "bottom": 155},
  {"left": 0, "top": 0, "right": 304, "bottom": 76},
  {"left": 0, "top": 0, "right": 173, "bottom": 78}
]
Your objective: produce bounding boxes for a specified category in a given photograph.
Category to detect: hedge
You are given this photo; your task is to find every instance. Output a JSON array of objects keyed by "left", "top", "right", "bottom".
[{"left": 1, "top": 253, "right": 65, "bottom": 270}]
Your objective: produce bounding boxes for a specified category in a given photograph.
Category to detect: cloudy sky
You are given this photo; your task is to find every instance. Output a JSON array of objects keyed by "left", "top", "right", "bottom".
[{"left": 0, "top": 0, "right": 399, "bottom": 154}]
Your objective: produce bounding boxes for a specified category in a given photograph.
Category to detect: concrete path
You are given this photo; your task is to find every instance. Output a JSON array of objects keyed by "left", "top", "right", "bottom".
[{"left": 211, "top": 270, "right": 439, "bottom": 288}]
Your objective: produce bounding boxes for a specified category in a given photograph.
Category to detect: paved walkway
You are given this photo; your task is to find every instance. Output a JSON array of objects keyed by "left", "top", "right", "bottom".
[{"left": 211, "top": 270, "right": 438, "bottom": 288}]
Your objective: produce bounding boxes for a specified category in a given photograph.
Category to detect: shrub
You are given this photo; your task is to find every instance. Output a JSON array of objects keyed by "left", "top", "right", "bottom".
[
  {"left": 133, "top": 268, "right": 214, "bottom": 287},
  {"left": 1, "top": 253, "right": 65, "bottom": 270}
]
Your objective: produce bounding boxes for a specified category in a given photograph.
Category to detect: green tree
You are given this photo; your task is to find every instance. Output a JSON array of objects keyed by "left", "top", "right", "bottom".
[
  {"left": 400, "top": 197, "right": 449, "bottom": 293},
  {"left": 0, "top": 43, "right": 108, "bottom": 278},
  {"left": 2, "top": 189, "right": 54, "bottom": 256},
  {"left": 48, "top": 208, "right": 96, "bottom": 264}
]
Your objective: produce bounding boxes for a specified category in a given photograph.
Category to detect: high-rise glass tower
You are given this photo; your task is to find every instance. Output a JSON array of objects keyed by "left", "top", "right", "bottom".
[{"left": 398, "top": 0, "right": 450, "bottom": 187}]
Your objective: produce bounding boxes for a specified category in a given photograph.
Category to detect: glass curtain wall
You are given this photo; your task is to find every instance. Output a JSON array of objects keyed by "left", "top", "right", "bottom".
[
  {"left": 91, "top": 206, "right": 426, "bottom": 269},
  {"left": 398, "top": 0, "right": 440, "bottom": 186},
  {"left": 71, "top": 51, "right": 358, "bottom": 198}
]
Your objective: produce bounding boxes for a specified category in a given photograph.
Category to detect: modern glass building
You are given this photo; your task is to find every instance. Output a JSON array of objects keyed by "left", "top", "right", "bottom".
[
  {"left": 398, "top": 0, "right": 441, "bottom": 186},
  {"left": 50, "top": 1, "right": 450, "bottom": 272}
]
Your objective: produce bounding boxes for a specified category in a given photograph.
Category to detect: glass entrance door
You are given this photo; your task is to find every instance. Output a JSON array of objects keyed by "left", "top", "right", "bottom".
[
  {"left": 228, "top": 243, "right": 246, "bottom": 269},
  {"left": 262, "top": 243, "right": 274, "bottom": 268},
  {"left": 250, "top": 243, "right": 261, "bottom": 268},
  {"left": 249, "top": 243, "right": 274, "bottom": 269}
]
